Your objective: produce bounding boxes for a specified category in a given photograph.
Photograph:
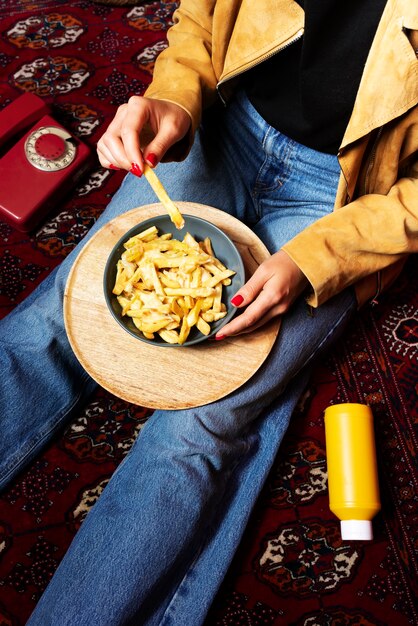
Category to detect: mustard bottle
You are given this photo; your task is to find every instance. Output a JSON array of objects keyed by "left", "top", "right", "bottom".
[{"left": 324, "top": 403, "right": 381, "bottom": 540}]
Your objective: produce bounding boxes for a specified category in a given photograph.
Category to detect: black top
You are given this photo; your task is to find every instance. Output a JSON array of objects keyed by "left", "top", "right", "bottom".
[{"left": 244, "top": 0, "right": 387, "bottom": 154}]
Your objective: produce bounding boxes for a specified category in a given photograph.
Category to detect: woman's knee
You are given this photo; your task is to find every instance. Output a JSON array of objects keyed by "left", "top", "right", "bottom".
[{"left": 139, "top": 407, "right": 253, "bottom": 470}]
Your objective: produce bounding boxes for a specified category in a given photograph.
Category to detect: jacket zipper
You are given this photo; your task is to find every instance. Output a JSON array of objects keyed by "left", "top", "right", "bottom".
[{"left": 216, "top": 28, "right": 304, "bottom": 105}]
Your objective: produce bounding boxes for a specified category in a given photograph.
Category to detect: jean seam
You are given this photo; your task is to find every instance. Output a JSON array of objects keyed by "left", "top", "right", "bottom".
[
  {"left": 253, "top": 128, "right": 296, "bottom": 206},
  {"left": 268, "top": 128, "right": 296, "bottom": 189},
  {"left": 252, "top": 131, "right": 277, "bottom": 218}
]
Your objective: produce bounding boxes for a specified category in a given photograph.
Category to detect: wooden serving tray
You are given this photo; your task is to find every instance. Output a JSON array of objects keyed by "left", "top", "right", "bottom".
[{"left": 64, "top": 202, "right": 280, "bottom": 409}]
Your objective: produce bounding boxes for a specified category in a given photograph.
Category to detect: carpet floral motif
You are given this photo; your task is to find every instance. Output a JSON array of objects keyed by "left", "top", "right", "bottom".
[
  {"left": 61, "top": 389, "right": 151, "bottom": 464},
  {"left": 6, "top": 13, "right": 86, "bottom": 49},
  {"left": 256, "top": 520, "right": 360, "bottom": 596},
  {"left": 266, "top": 438, "right": 327, "bottom": 508}
]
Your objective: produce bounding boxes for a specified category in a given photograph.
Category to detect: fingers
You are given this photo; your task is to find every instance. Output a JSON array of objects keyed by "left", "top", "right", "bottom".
[
  {"left": 215, "top": 251, "right": 309, "bottom": 339},
  {"left": 231, "top": 262, "right": 277, "bottom": 309},
  {"left": 143, "top": 108, "right": 191, "bottom": 167},
  {"left": 97, "top": 97, "right": 147, "bottom": 172},
  {"left": 217, "top": 289, "right": 286, "bottom": 338},
  {"left": 220, "top": 307, "right": 282, "bottom": 337},
  {"left": 97, "top": 96, "right": 191, "bottom": 173},
  {"left": 96, "top": 106, "right": 127, "bottom": 168},
  {"left": 118, "top": 97, "right": 149, "bottom": 171}
]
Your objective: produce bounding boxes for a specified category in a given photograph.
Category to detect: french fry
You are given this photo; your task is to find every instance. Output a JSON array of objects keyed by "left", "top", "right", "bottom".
[
  {"left": 112, "top": 261, "right": 126, "bottom": 295},
  {"left": 212, "top": 284, "right": 223, "bottom": 313},
  {"left": 196, "top": 316, "right": 211, "bottom": 336},
  {"left": 143, "top": 164, "right": 185, "bottom": 229},
  {"left": 158, "top": 329, "right": 180, "bottom": 344},
  {"left": 112, "top": 225, "right": 236, "bottom": 344},
  {"left": 186, "top": 299, "right": 203, "bottom": 327},
  {"left": 125, "top": 225, "right": 158, "bottom": 244},
  {"left": 178, "top": 316, "right": 191, "bottom": 345},
  {"left": 202, "top": 310, "right": 227, "bottom": 323},
  {"left": 203, "top": 269, "right": 235, "bottom": 289},
  {"left": 201, "top": 237, "right": 214, "bottom": 256}
]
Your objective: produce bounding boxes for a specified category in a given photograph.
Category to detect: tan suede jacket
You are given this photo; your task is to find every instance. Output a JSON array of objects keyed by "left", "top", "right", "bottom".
[{"left": 145, "top": 0, "right": 418, "bottom": 307}]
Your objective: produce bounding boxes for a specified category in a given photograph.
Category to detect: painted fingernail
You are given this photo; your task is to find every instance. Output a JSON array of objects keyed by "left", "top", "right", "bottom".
[
  {"left": 146, "top": 153, "right": 158, "bottom": 167},
  {"left": 130, "top": 162, "right": 142, "bottom": 177},
  {"left": 231, "top": 294, "right": 244, "bottom": 306},
  {"left": 216, "top": 334, "right": 226, "bottom": 341},
  {"left": 109, "top": 164, "right": 121, "bottom": 170}
]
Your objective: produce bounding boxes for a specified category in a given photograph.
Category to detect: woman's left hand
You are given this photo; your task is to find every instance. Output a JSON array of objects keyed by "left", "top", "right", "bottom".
[{"left": 216, "top": 250, "right": 309, "bottom": 338}]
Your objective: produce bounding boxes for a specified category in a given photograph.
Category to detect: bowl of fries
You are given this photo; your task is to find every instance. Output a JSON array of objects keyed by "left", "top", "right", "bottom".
[{"left": 103, "top": 214, "right": 245, "bottom": 346}]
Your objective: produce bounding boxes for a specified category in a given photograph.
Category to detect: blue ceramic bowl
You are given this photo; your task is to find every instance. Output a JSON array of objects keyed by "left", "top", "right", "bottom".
[{"left": 103, "top": 213, "right": 245, "bottom": 347}]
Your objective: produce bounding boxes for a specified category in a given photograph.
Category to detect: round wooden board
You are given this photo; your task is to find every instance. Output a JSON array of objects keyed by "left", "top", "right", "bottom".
[{"left": 64, "top": 202, "right": 280, "bottom": 409}]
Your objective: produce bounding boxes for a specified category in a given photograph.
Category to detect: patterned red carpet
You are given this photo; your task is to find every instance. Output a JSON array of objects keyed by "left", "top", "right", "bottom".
[{"left": 0, "top": 1, "right": 417, "bottom": 625}]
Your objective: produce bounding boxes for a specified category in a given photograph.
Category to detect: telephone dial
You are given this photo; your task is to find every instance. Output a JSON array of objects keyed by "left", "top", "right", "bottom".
[{"left": 0, "top": 93, "right": 93, "bottom": 232}]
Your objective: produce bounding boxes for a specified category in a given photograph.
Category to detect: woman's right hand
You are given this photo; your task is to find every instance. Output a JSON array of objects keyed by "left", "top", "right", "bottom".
[{"left": 96, "top": 96, "right": 192, "bottom": 174}]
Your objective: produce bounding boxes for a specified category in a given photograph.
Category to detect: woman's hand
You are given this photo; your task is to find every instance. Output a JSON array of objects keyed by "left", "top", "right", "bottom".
[
  {"left": 216, "top": 250, "right": 309, "bottom": 339},
  {"left": 97, "top": 96, "right": 191, "bottom": 173}
]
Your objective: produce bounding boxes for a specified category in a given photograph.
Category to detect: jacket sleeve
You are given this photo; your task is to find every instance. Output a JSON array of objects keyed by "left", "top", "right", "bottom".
[
  {"left": 282, "top": 162, "right": 418, "bottom": 307},
  {"left": 144, "top": 0, "right": 218, "bottom": 140}
]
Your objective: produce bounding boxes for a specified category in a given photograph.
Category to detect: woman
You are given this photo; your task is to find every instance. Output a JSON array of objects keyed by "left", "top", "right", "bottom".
[{"left": 1, "top": 0, "right": 417, "bottom": 624}]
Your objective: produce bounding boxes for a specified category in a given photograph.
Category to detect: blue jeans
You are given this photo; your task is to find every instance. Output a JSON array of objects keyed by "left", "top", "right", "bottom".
[{"left": 1, "top": 93, "right": 356, "bottom": 625}]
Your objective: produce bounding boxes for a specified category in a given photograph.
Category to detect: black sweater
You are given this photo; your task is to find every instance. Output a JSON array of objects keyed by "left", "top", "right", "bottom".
[{"left": 244, "top": 0, "right": 387, "bottom": 154}]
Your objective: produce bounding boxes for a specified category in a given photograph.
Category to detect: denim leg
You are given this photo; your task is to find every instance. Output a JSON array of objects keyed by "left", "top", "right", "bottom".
[{"left": 27, "top": 288, "right": 356, "bottom": 626}]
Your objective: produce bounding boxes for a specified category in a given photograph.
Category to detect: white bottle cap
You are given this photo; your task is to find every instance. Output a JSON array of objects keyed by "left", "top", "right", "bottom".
[{"left": 340, "top": 520, "right": 373, "bottom": 541}]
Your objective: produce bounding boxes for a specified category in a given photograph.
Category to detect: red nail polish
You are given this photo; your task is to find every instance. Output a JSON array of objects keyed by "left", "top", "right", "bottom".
[
  {"left": 231, "top": 294, "right": 244, "bottom": 306},
  {"left": 109, "top": 164, "right": 121, "bottom": 170},
  {"left": 146, "top": 153, "right": 158, "bottom": 167},
  {"left": 130, "top": 162, "right": 142, "bottom": 177},
  {"left": 216, "top": 334, "right": 226, "bottom": 341}
]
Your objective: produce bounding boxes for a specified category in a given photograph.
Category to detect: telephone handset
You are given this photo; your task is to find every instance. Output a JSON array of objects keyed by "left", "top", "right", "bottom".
[{"left": 0, "top": 93, "right": 93, "bottom": 232}]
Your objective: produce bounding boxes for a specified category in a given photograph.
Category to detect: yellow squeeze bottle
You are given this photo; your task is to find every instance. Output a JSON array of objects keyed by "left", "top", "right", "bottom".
[{"left": 324, "top": 403, "right": 381, "bottom": 540}]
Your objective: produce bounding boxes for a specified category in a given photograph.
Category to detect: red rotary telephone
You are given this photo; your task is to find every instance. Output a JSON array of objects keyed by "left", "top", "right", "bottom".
[{"left": 0, "top": 93, "right": 93, "bottom": 232}]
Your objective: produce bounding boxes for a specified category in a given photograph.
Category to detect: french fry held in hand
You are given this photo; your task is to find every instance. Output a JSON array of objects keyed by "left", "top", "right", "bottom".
[
  {"left": 112, "top": 225, "right": 235, "bottom": 345},
  {"left": 143, "top": 164, "right": 185, "bottom": 229}
]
